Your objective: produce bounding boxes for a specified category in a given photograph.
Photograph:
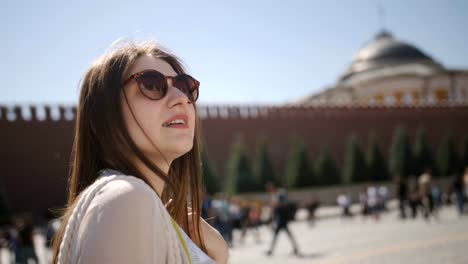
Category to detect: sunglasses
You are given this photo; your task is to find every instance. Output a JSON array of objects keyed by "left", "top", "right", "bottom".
[{"left": 122, "top": 69, "right": 200, "bottom": 102}]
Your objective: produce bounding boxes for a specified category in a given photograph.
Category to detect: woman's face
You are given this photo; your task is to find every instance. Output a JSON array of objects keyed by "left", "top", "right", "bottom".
[{"left": 121, "top": 55, "right": 196, "bottom": 165}]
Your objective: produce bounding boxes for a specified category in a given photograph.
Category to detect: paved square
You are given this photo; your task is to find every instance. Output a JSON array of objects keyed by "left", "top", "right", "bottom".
[
  {"left": 1, "top": 206, "right": 466, "bottom": 263},
  {"left": 228, "top": 206, "right": 468, "bottom": 264}
]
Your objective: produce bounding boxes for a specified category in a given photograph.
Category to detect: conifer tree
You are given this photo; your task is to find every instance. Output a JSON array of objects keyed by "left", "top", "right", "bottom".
[
  {"left": 342, "top": 134, "right": 367, "bottom": 183},
  {"left": 366, "top": 135, "right": 390, "bottom": 182},
  {"left": 437, "top": 133, "right": 459, "bottom": 177},
  {"left": 255, "top": 141, "right": 277, "bottom": 189},
  {"left": 201, "top": 150, "right": 220, "bottom": 195},
  {"left": 413, "top": 127, "right": 435, "bottom": 176},
  {"left": 315, "top": 147, "right": 341, "bottom": 185},
  {"left": 389, "top": 126, "right": 413, "bottom": 179},
  {"left": 285, "top": 140, "right": 313, "bottom": 189},
  {"left": 225, "top": 139, "right": 259, "bottom": 194}
]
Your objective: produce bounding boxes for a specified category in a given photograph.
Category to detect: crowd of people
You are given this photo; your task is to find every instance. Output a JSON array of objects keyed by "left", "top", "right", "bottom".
[
  {"left": 337, "top": 185, "right": 390, "bottom": 219},
  {"left": 0, "top": 210, "right": 61, "bottom": 263},
  {"left": 335, "top": 167, "right": 468, "bottom": 221},
  {"left": 1, "top": 218, "right": 39, "bottom": 263},
  {"left": 201, "top": 184, "right": 303, "bottom": 257},
  {"left": 396, "top": 168, "right": 468, "bottom": 220}
]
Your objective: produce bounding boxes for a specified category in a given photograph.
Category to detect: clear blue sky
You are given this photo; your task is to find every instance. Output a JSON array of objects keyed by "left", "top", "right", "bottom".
[{"left": 2, "top": 0, "right": 468, "bottom": 105}]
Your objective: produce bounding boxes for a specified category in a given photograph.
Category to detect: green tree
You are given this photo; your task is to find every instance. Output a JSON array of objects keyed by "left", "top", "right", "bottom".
[
  {"left": 437, "top": 133, "right": 459, "bottom": 177},
  {"left": 255, "top": 141, "right": 277, "bottom": 189},
  {"left": 413, "top": 127, "right": 435, "bottom": 176},
  {"left": 342, "top": 134, "right": 368, "bottom": 184},
  {"left": 285, "top": 140, "right": 313, "bottom": 189},
  {"left": 201, "top": 150, "right": 220, "bottom": 195},
  {"left": 366, "top": 135, "right": 390, "bottom": 182},
  {"left": 225, "top": 139, "right": 260, "bottom": 194},
  {"left": 315, "top": 147, "right": 341, "bottom": 185},
  {"left": 389, "top": 126, "right": 413, "bottom": 179}
]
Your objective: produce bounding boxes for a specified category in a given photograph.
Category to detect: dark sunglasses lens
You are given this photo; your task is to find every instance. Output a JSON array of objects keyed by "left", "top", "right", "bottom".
[
  {"left": 174, "top": 74, "right": 199, "bottom": 102},
  {"left": 138, "top": 71, "right": 166, "bottom": 99}
]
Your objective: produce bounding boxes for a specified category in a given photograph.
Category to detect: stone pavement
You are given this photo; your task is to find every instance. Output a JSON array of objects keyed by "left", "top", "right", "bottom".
[
  {"left": 1, "top": 205, "right": 467, "bottom": 264},
  {"left": 228, "top": 206, "right": 468, "bottom": 264}
]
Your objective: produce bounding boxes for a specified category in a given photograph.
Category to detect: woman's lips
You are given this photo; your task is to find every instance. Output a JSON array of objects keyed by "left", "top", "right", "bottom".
[
  {"left": 164, "top": 123, "right": 189, "bottom": 129},
  {"left": 162, "top": 114, "right": 189, "bottom": 129}
]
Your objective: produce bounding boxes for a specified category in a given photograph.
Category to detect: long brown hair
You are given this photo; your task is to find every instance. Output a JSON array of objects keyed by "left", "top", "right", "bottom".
[{"left": 51, "top": 41, "right": 206, "bottom": 263}]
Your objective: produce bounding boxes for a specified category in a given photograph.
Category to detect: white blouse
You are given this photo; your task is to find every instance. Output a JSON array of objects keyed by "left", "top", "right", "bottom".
[{"left": 66, "top": 169, "right": 198, "bottom": 263}]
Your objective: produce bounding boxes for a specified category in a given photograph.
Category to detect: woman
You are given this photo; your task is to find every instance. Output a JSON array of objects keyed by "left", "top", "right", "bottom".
[{"left": 51, "top": 41, "right": 228, "bottom": 263}]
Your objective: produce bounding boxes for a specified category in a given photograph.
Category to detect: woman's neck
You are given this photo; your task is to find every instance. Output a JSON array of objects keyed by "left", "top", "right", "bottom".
[{"left": 134, "top": 156, "right": 172, "bottom": 197}]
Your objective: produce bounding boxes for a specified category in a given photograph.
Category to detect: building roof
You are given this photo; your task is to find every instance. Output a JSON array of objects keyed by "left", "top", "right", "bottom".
[{"left": 339, "top": 30, "right": 444, "bottom": 82}]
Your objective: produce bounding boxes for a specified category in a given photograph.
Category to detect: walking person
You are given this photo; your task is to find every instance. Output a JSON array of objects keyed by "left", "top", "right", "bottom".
[
  {"left": 337, "top": 194, "right": 352, "bottom": 217},
  {"left": 16, "top": 221, "right": 38, "bottom": 264},
  {"left": 266, "top": 190, "right": 301, "bottom": 257},
  {"left": 50, "top": 41, "right": 228, "bottom": 263},
  {"left": 419, "top": 169, "right": 434, "bottom": 220},
  {"left": 305, "top": 196, "right": 320, "bottom": 226},
  {"left": 239, "top": 200, "right": 251, "bottom": 244},
  {"left": 408, "top": 176, "right": 421, "bottom": 219},
  {"left": 395, "top": 175, "right": 408, "bottom": 219},
  {"left": 367, "top": 185, "right": 380, "bottom": 221},
  {"left": 453, "top": 168, "right": 468, "bottom": 216}
]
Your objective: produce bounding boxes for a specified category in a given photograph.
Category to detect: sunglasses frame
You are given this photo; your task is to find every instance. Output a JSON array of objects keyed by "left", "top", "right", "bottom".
[{"left": 121, "top": 69, "right": 200, "bottom": 102}]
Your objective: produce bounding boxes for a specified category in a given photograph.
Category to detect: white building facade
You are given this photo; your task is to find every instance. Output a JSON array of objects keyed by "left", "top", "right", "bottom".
[{"left": 299, "top": 31, "right": 468, "bottom": 106}]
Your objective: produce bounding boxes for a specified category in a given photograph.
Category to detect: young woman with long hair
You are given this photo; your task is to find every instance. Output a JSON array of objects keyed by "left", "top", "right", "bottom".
[{"left": 50, "top": 41, "right": 228, "bottom": 263}]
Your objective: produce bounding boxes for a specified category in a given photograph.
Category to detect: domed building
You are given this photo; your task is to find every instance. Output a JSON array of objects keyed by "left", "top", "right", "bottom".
[{"left": 298, "top": 30, "right": 468, "bottom": 105}]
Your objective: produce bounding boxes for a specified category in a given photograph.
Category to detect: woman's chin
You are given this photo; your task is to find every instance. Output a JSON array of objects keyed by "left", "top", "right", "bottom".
[{"left": 167, "top": 143, "right": 194, "bottom": 159}]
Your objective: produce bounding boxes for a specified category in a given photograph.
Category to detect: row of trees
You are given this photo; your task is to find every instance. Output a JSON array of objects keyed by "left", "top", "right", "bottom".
[{"left": 202, "top": 127, "right": 468, "bottom": 194}]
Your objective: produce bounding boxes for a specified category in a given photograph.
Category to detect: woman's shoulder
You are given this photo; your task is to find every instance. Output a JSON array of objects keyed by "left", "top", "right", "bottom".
[
  {"left": 77, "top": 171, "right": 166, "bottom": 241},
  {"left": 89, "top": 172, "right": 160, "bottom": 211},
  {"left": 75, "top": 172, "right": 170, "bottom": 263}
]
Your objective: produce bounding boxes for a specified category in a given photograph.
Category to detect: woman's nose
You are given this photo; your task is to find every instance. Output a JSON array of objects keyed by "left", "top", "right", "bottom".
[{"left": 166, "top": 85, "right": 190, "bottom": 107}]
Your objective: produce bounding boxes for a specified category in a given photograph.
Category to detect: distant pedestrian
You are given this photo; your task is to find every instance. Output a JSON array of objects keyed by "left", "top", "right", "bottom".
[
  {"left": 337, "top": 194, "right": 352, "bottom": 217},
  {"left": 419, "top": 169, "right": 435, "bottom": 220},
  {"left": 305, "top": 197, "right": 320, "bottom": 226},
  {"left": 16, "top": 221, "right": 38, "bottom": 264},
  {"left": 367, "top": 186, "right": 380, "bottom": 220},
  {"left": 266, "top": 190, "right": 301, "bottom": 257},
  {"left": 396, "top": 176, "right": 408, "bottom": 219},
  {"left": 408, "top": 176, "right": 421, "bottom": 219},
  {"left": 453, "top": 167, "right": 468, "bottom": 216}
]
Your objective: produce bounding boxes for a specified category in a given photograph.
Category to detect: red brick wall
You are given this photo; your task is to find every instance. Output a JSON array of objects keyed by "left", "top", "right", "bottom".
[{"left": 1, "top": 104, "right": 467, "bottom": 213}]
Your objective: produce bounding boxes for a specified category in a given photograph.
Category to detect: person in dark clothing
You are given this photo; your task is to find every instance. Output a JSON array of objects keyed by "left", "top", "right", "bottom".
[
  {"left": 396, "top": 176, "right": 408, "bottom": 219},
  {"left": 266, "top": 190, "right": 301, "bottom": 257},
  {"left": 305, "top": 197, "right": 320, "bottom": 226},
  {"left": 16, "top": 222, "right": 38, "bottom": 264},
  {"left": 238, "top": 202, "right": 251, "bottom": 244},
  {"left": 453, "top": 173, "right": 465, "bottom": 216},
  {"left": 201, "top": 195, "right": 212, "bottom": 220},
  {"left": 408, "top": 176, "right": 421, "bottom": 219}
]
